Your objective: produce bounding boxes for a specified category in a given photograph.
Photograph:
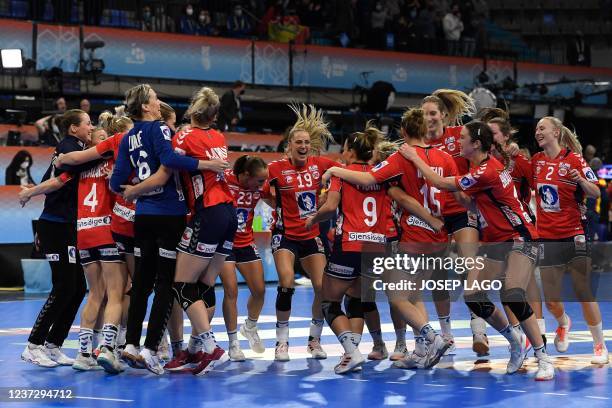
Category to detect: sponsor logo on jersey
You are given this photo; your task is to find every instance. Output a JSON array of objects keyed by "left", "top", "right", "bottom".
[
  {"left": 348, "top": 231, "right": 387, "bottom": 243},
  {"left": 180, "top": 228, "right": 193, "bottom": 248},
  {"left": 312, "top": 171, "right": 320, "bottom": 179},
  {"left": 467, "top": 211, "right": 478, "bottom": 227},
  {"left": 79, "top": 250, "right": 90, "bottom": 258},
  {"left": 327, "top": 262, "right": 355, "bottom": 276},
  {"left": 406, "top": 215, "right": 434, "bottom": 232},
  {"left": 315, "top": 236, "right": 324, "bottom": 252},
  {"left": 113, "top": 203, "right": 135, "bottom": 222},
  {"left": 77, "top": 216, "right": 112, "bottom": 231},
  {"left": 459, "top": 174, "right": 477, "bottom": 189},
  {"left": 196, "top": 242, "right": 217, "bottom": 254},
  {"left": 447, "top": 143, "right": 456, "bottom": 152},
  {"left": 446, "top": 136, "right": 455, "bottom": 144},
  {"left": 68, "top": 246, "right": 76, "bottom": 264},
  {"left": 271, "top": 234, "right": 282, "bottom": 251},
  {"left": 159, "top": 248, "right": 177, "bottom": 259},
  {"left": 285, "top": 175, "right": 293, "bottom": 183},
  {"left": 100, "top": 247, "right": 120, "bottom": 257},
  {"left": 45, "top": 253, "right": 60, "bottom": 262},
  {"left": 574, "top": 234, "right": 586, "bottom": 251},
  {"left": 372, "top": 160, "right": 389, "bottom": 172},
  {"left": 536, "top": 165, "right": 542, "bottom": 175},
  {"left": 161, "top": 125, "right": 172, "bottom": 141},
  {"left": 223, "top": 241, "right": 233, "bottom": 250},
  {"left": 537, "top": 183, "right": 560, "bottom": 212},
  {"left": 80, "top": 162, "right": 110, "bottom": 179},
  {"left": 296, "top": 191, "right": 317, "bottom": 218},
  {"left": 499, "top": 170, "right": 513, "bottom": 188},
  {"left": 558, "top": 167, "right": 568, "bottom": 176},
  {"left": 281, "top": 169, "right": 296, "bottom": 176},
  {"left": 583, "top": 167, "right": 597, "bottom": 182},
  {"left": 236, "top": 208, "right": 249, "bottom": 232},
  {"left": 309, "top": 165, "right": 318, "bottom": 172},
  {"left": 500, "top": 206, "right": 522, "bottom": 227}
]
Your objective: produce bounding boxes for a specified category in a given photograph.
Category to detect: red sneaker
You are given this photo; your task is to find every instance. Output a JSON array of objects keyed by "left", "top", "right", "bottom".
[
  {"left": 192, "top": 347, "right": 229, "bottom": 376},
  {"left": 164, "top": 350, "right": 202, "bottom": 372}
]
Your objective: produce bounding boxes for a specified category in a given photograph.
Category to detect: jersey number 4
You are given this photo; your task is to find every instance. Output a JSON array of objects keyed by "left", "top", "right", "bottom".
[{"left": 84, "top": 183, "right": 98, "bottom": 212}]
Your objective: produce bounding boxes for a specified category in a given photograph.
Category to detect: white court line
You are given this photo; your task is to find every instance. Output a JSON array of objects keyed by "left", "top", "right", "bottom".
[
  {"left": 544, "top": 393, "right": 568, "bottom": 396},
  {"left": 463, "top": 386, "right": 485, "bottom": 390},
  {"left": 386, "top": 381, "right": 407, "bottom": 384},
  {"left": 503, "top": 390, "right": 526, "bottom": 393},
  {"left": 347, "top": 378, "right": 368, "bottom": 382},
  {"left": 73, "top": 396, "right": 133, "bottom": 403},
  {"left": 277, "top": 373, "right": 298, "bottom": 377},
  {"left": 424, "top": 383, "right": 447, "bottom": 387},
  {"left": 585, "top": 396, "right": 609, "bottom": 400}
]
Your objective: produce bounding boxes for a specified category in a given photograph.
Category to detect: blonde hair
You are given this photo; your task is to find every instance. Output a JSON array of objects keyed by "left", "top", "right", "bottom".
[
  {"left": 422, "top": 89, "right": 476, "bottom": 126},
  {"left": 160, "top": 101, "right": 176, "bottom": 123},
  {"left": 125, "top": 84, "right": 153, "bottom": 119},
  {"left": 373, "top": 140, "right": 401, "bottom": 163},
  {"left": 98, "top": 110, "right": 134, "bottom": 135},
  {"left": 541, "top": 116, "right": 582, "bottom": 154},
  {"left": 346, "top": 120, "right": 385, "bottom": 162},
  {"left": 477, "top": 107, "right": 509, "bottom": 122},
  {"left": 186, "top": 87, "right": 219, "bottom": 125},
  {"left": 288, "top": 104, "right": 333, "bottom": 154},
  {"left": 401, "top": 107, "right": 427, "bottom": 140}
]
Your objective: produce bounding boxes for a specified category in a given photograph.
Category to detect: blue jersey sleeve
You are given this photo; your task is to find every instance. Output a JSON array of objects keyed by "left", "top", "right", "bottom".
[
  {"left": 153, "top": 123, "right": 198, "bottom": 171},
  {"left": 110, "top": 134, "right": 133, "bottom": 192}
]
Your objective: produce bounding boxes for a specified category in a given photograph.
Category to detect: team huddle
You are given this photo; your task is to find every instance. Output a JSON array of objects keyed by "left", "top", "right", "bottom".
[{"left": 17, "top": 85, "right": 609, "bottom": 382}]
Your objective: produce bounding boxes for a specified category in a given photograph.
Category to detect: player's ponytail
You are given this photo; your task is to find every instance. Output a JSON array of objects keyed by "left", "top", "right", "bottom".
[
  {"left": 347, "top": 120, "right": 384, "bottom": 162},
  {"left": 465, "top": 120, "right": 509, "bottom": 169},
  {"left": 477, "top": 107, "right": 509, "bottom": 122},
  {"left": 288, "top": 104, "right": 333, "bottom": 155},
  {"left": 160, "top": 101, "right": 175, "bottom": 123},
  {"left": 541, "top": 116, "right": 582, "bottom": 154},
  {"left": 233, "top": 154, "right": 267, "bottom": 176},
  {"left": 98, "top": 109, "right": 133, "bottom": 135},
  {"left": 422, "top": 89, "right": 476, "bottom": 126},
  {"left": 187, "top": 87, "right": 220, "bottom": 126},
  {"left": 125, "top": 84, "right": 154, "bottom": 119},
  {"left": 98, "top": 111, "right": 114, "bottom": 134},
  {"left": 401, "top": 107, "right": 427, "bottom": 141},
  {"left": 372, "top": 140, "right": 401, "bottom": 164}
]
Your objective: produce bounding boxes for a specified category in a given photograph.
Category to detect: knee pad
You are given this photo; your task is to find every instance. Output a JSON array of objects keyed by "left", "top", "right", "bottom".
[
  {"left": 502, "top": 288, "right": 533, "bottom": 322},
  {"left": 275, "top": 286, "right": 295, "bottom": 312},
  {"left": 464, "top": 292, "right": 495, "bottom": 319},
  {"left": 362, "top": 301, "right": 378, "bottom": 313},
  {"left": 343, "top": 295, "right": 364, "bottom": 319},
  {"left": 197, "top": 282, "right": 216, "bottom": 308},
  {"left": 172, "top": 282, "right": 200, "bottom": 312},
  {"left": 322, "top": 300, "right": 345, "bottom": 326}
]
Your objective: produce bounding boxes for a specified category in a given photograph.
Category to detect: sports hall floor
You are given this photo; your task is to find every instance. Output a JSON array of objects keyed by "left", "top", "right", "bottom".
[{"left": 0, "top": 286, "right": 610, "bottom": 408}]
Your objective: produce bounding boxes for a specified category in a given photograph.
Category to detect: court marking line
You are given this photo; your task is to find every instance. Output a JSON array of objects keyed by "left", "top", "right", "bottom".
[
  {"left": 544, "top": 393, "right": 568, "bottom": 396},
  {"left": 347, "top": 378, "right": 368, "bottom": 382},
  {"left": 386, "top": 381, "right": 407, "bottom": 384},
  {"left": 463, "top": 386, "right": 485, "bottom": 390},
  {"left": 503, "top": 389, "right": 526, "bottom": 393},
  {"left": 424, "top": 383, "right": 447, "bottom": 387},
  {"left": 585, "top": 396, "right": 609, "bottom": 400},
  {"left": 73, "top": 396, "right": 133, "bottom": 402},
  {"left": 276, "top": 373, "right": 298, "bottom": 376}
]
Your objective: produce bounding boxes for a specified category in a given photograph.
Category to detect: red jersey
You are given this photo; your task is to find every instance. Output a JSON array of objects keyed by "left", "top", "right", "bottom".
[
  {"left": 385, "top": 196, "right": 399, "bottom": 239},
  {"left": 532, "top": 149, "right": 597, "bottom": 239},
  {"left": 508, "top": 153, "right": 535, "bottom": 220},
  {"left": 96, "top": 132, "right": 135, "bottom": 237},
  {"left": 371, "top": 147, "right": 448, "bottom": 246},
  {"left": 455, "top": 155, "right": 537, "bottom": 242},
  {"left": 173, "top": 127, "right": 233, "bottom": 212},
  {"left": 426, "top": 126, "right": 466, "bottom": 216},
  {"left": 268, "top": 156, "right": 336, "bottom": 240},
  {"left": 225, "top": 170, "right": 262, "bottom": 247},
  {"left": 328, "top": 163, "right": 389, "bottom": 252}
]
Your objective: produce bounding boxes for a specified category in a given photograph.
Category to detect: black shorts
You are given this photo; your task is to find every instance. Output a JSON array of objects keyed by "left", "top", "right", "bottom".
[
  {"left": 326, "top": 250, "right": 361, "bottom": 281},
  {"left": 444, "top": 211, "right": 478, "bottom": 235},
  {"left": 112, "top": 232, "right": 135, "bottom": 255},
  {"left": 271, "top": 234, "right": 325, "bottom": 259},
  {"left": 226, "top": 244, "right": 261, "bottom": 264},
  {"left": 177, "top": 203, "right": 238, "bottom": 259},
  {"left": 479, "top": 239, "right": 540, "bottom": 264},
  {"left": 539, "top": 235, "right": 590, "bottom": 267},
  {"left": 79, "top": 244, "right": 124, "bottom": 266}
]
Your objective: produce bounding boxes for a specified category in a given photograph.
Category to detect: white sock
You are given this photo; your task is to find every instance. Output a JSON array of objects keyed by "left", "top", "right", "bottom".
[
  {"left": 470, "top": 316, "right": 487, "bottom": 335},
  {"left": 102, "top": 324, "right": 118, "bottom": 350},
  {"left": 534, "top": 344, "right": 548, "bottom": 359},
  {"left": 276, "top": 321, "right": 289, "bottom": 343},
  {"left": 556, "top": 312, "right": 569, "bottom": 327},
  {"left": 245, "top": 317, "right": 257, "bottom": 329},
  {"left": 117, "top": 326, "right": 127, "bottom": 347},
  {"left": 338, "top": 331, "right": 356, "bottom": 354},
  {"left": 187, "top": 335, "right": 202, "bottom": 354},
  {"left": 228, "top": 330, "right": 238, "bottom": 343},
  {"left": 588, "top": 322, "right": 605, "bottom": 345},
  {"left": 438, "top": 315, "right": 452, "bottom": 336},
  {"left": 500, "top": 324, "right": 520, "bottom": 346},
  {"left": 79, "top": 328, "right": 94, "bottom": 355},
  {"left": 537, "top": 318, "right": 546, "bottom": 335},
  {"left": 414, "top": 336, "right": 427, "bottom": 355},
  {"left": 353, "top": 333, "right": 362, "bottom": 346},
  {"left": 309, "top": 319, "right": 324, "bottom": 340},
  {"left": 419, "top": 324, "right": 437, "bottom": 343},
  {"left": 198, "top": 330, "right": 217, "bottom": 354}
]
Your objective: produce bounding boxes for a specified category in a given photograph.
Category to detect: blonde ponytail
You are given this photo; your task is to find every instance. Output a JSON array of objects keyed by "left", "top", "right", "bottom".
[{"left": 288, "top": 103, "right": 333, "bottom": 154}]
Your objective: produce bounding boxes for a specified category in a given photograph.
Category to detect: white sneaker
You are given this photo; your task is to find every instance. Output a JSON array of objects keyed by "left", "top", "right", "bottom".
[
  {"left": 97, "top": 346, "right": 124, "bottom": 374},
  {"left": 389, "top": 342, "right": 407, "bottom": 361},
  {"left": 472, "top": 333, "right": 490, "bottom": 357},
  {"left": 228, "top": 340, "right": 246, "bottom": 362},
  {"left": 294, "top": 276, "right": 312, "bottom": 286},
  {"left": 158, "top": 332, "right": 171, "bottom": 361},
  {"left": 591, "top": 343, "right": 609, "bottom": 364},
  {"left": 367, "top": 341, "right": 389, "bottom": 360},
  {"left": 424, "top": 335, "right": 452, "bottom": 368},
  {"left": 334, "top": 349, "right": 365, "bottom": 374},
  {"left": 21, "top": 344, "right": 58, "bottom": 368},
  {"left": 443, "top": 333, "right": 456, "bottom": 356},
  {"left": 72, "top": 352, "right": 103, "bottom": 371},
  {"left": 240, "top": 323, "right": 265, "bottom": 353},
  {"left": 535, "top": 355, "right": 555, "bottom": 381},
  {"left": 507, "top": 332, "right": 529, "bottom": 374},
  {"left": 43, "top": 345, "right": 74, "bottom": 366},
  {"left": 121, "top": 344, "right": 145, "bottom": 368},
  {"left": 393, "top": 351, "right": 427, "bottom": 369},
  {"left": 554, "top": 317, "right": 571, "bottom": 353},
  {"left": 275, "top": 342, "right": 290, "bottom": 361},
  {"left": 140, "top": 348, "right": 164, "bottom": 375},
  {"left": 307, "top": 338, "right": 327, "bottom": 359}
]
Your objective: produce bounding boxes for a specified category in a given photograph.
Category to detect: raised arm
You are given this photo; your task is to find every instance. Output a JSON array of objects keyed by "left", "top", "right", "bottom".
[
  {"left": 19, "top": 176, "right": 67, "bottom": 207},
  {"left": 399, "top": 145, "right": 458, "bottom": 192},
  {"left": 56, "top": 147, "right": 103, "bottom": 166},
  {"left": 322, "top": 166, "right": 377, "bottom": 187}
]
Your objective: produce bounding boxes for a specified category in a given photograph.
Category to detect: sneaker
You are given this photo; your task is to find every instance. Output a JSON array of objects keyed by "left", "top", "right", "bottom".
[
  {"left": 591, "top": 343, "right": 609, "bottom": 365},
  {"left": 307, "top": 338, "right": 327, "bottom": 359},
  {"left": 535, "top": 355, "right": 555, "bottom": 381},
  {"left": 97, "top": 346, "right": 124, "bottom": 374},
  {"left": 93, "top": 346, "right": 102, "bottom": 359},
  {"left": 43, "top": 346, "right": 74, "bottom": 366},
  {"left": 294, "top": 276, "right": 312, "bottom": 286},
  {"left": 21, "top": 344, "right": 58, "bottom": 368},
  {"left": 240, "top": 323, "right": 265, "bottom": 353},
  {"left": 121, "top": 344, "right": 145, "bottom": 368},
  {"left": 393, "top": 351, "right": 427, "bottom": 369},
  {"left": 192, "top": 347, "right": 229, "bottom": 376},
  {"left": 424, "top": 335, "right": 452, "bottom": 368},
  {"left": 165, "top": 350, "right": 203, "bottom": 371},
  {"left": 507, "top": 333, "right": 529, "bottom": 374},
  {"left": 443, "top": 333, "right": 456, "bottom": 356},
  {"left": 472, "top": 333, "right": 490, "bottom": 357},
  {"left": 334, "top": 349, "right": 365, "bottom": 374},
  {"left": 228, "top": 340, "right": 246, "bottom": 362},
  {"left": 367, "top": 341, "right": 389, "bottom": 360},
  {"left": 389, "top": 342, "right": 408, "bottom": 361},
  {"left": 275, "top": 342, "right": 290, "bottom": 361},
  {"left": 158, "top": 333, "right": 171, "bottom": 361},
  {"left": 554, "top": 317, "right": 571, "bottom": 353},
  {"left": 140, "top": 348, "right": 164, "bottom": 375},
  {"left": 72, "top": 352, "right": 103, "bottom": 371}
]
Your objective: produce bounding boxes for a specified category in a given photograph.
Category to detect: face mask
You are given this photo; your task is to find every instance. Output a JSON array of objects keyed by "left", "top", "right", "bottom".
[
  {"left": 199, "top": 15, "right": 206, "bottom": 22},
  {"left": 186, "top": 8, "right": 193, "bottom": 15},
  {"left": 21, "top": 161, "right": 30, "bottom": 169}
]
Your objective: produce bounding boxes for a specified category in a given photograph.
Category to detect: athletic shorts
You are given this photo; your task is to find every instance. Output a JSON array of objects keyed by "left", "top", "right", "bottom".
[
  {"left": 226, "top": 243, "right": 261, "bottom": 264},
  {"left": 177, "top": 203, "right": 238, "bottom": 259},
  {"left": 325, "top": 250, "right": 361, "bottom": 281},
  {"left": 479, "top": 239, "right": 540, "bottom": 264},
  {"left": 79, "top": 244, "right": 124, "bottom": 265},
  {"left": 271, "top": 234, "right": 325, "bottom": 259},
  {"left": 112, "top": 232, "right": 135, "bottom": 255},
  {"left": 539, "top": 235, "right": 590, "bottom": 267},
  {"left": 444, "top": 211, "right": 478, "bottom": 235}
]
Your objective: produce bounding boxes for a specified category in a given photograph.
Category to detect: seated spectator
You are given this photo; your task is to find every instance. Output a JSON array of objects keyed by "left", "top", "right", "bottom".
[
  {"left": 5, "top": 150, "right": 35, "bottom": 186},
  {"left": 179, "top": 4, "right": 198, "bottom": 35},
  {"left": 141, "top": 5, "right": 154, "bottom": 32},
  {"left": 79, "top": 98, "right": 90, "bottom": 114},
  {"left": 227, "top": 4, "right": 253, "bottom": 38},
  {"left": 196, "top": 9, "right": 217, "bottom": 36}
]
